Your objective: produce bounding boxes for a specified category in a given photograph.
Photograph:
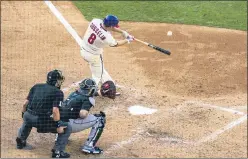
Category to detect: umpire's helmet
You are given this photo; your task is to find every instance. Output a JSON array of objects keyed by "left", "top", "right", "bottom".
[
  {"left": 103, "top": 15, "right": 119, "bottom": 28},
  {"left": 46, "top": 70, "right": 65, "bottom": 88},
  {"left": 78, "top": 78, "right": 97, "bottom": 97}
]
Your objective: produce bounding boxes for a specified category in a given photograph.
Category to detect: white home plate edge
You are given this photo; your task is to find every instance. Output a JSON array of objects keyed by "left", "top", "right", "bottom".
[{"left": 128, "top": 105, "right": 158, "bottom": 115}]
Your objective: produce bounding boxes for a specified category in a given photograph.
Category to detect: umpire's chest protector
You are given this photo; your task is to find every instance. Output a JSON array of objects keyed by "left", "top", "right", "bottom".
[{"left": 60, "top": 92, "right": 93, "bottom": 121}]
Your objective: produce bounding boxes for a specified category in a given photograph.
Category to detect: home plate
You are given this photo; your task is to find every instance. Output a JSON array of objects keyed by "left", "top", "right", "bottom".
[{"left": 128, "top": 105, "right": 157, "bottom": 115}]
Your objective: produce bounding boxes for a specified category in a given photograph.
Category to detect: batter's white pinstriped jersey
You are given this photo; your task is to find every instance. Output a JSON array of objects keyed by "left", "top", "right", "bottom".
[{"left": 81, "top": 19, "right": 118, "bottom": 55}]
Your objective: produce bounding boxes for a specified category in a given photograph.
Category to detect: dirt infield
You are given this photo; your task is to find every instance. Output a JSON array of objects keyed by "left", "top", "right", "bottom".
[{"left": 1, "top": 1, "right": 247, "bottom": 158}]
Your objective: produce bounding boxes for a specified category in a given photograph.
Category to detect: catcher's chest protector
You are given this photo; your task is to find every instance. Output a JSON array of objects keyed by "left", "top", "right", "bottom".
[{"left": 60, "top": 92, "right": 92, "bottom": 121}]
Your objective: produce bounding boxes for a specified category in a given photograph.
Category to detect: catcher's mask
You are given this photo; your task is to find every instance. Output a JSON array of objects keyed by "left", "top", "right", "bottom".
[
  {"left": 78, "top": 78, "right": 97, "bottom": 97},
  {"left": 46, "top": 69, "right": 65, "bottom": 89}
]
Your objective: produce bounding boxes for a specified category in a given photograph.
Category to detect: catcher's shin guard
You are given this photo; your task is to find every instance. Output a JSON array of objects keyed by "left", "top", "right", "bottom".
[{"left": 82, "top": 114, "right": 105, "bottom": 153}]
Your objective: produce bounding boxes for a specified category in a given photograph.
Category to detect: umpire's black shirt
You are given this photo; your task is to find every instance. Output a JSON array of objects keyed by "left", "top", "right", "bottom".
[{"left": 27, "top": 83, "right": 64, "bottom": 114}]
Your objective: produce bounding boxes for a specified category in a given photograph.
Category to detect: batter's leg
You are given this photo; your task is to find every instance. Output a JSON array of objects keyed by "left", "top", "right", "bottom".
[
  {"left": 80, "top": 49, "right": 103, "bottom": 86},
  {"left": 101, "top": 68, "right": 114, "bottom": 84}
]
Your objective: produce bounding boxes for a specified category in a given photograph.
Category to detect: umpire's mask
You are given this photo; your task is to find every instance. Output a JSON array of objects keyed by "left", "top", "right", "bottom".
[
  {"left": 46, "top": 69, "right": 65, "bottom": 89},
  {"left": 78, "top": 78, "right": 97, "bottom": 97}
]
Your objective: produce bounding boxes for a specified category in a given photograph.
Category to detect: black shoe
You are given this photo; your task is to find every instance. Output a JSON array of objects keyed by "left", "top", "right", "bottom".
[
  {"left": 16, "top": 137, "right": 33, "bottom": 150},
  {"left": 52, "top": 150, "right": 70, "bottom": 158},
  {"left": 16, "top": 137, "right": 26, "bottom": 149}
]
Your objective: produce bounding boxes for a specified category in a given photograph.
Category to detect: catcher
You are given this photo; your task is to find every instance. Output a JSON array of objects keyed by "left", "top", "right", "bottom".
[{"left": 53, "top": 78, "right": 116, "bottom": 154}]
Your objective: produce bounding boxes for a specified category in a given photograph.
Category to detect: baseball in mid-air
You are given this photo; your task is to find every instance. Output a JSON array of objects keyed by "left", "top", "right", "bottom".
[{"left": 167, "top": 31, "right": 173, "bottom": 36}]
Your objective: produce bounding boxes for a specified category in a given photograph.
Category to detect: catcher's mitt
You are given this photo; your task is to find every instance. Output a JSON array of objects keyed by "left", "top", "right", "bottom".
[{"left": 100, "top": 81, "right": 116, "bottom": 99}]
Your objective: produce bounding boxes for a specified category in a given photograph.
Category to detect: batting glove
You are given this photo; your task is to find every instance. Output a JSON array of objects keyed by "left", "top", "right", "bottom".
[{"left": 126, "top": 36, "right": 134, "bottom": 43}]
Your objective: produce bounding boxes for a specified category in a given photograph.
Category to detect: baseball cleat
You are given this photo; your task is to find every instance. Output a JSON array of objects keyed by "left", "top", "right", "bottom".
[
  {"left": 115, "top": 92, "right": 121, "bottom": 96},
  {"left": 52, "top": 150, "right": 70, "bottom": 158},
  {"left": 81, "top": 145, "right": 103, "bottom": 154}
]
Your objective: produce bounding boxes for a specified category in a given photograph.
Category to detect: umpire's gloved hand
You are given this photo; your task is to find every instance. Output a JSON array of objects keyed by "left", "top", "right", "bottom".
[
  {"left": 57, "top": 120, "right": 68, "bottom": 127},
  {"left": 56, "top": 120, "right": 68, "bottom": 134}
]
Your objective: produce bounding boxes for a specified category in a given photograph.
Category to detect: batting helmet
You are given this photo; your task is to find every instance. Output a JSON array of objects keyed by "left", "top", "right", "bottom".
[
  {"left": 46, "top": 70, "right": 65, "bottom": 87},
  {"left": 103, "top": 15, "right": 119, "bottom": 27},
  {"left": 78, "top": 78, "right": 97, "bottom": 97}
]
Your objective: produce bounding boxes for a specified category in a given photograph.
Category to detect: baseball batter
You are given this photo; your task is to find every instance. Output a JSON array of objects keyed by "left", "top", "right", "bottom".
[{"left": 80, "top": 15, "right": 134, "bottom": 93}]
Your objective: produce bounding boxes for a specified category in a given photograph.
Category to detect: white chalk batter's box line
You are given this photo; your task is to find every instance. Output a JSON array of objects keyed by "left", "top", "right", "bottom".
[
  {"left": 183, "top": 101, "right": 247, "bottom": 145},
  {"left": 103, "top": 101, "right": 247, "bottom": 154},
  {"left": 184, "top": 100, "right": 247, "bottom": 116}
]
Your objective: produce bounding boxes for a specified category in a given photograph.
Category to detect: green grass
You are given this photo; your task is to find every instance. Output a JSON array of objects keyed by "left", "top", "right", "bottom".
[{"left": 74, "top": 1, "right": 247, "bottom": 31}]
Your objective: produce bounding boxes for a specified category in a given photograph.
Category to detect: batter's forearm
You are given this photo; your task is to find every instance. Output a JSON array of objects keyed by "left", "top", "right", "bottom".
[
  {"left": 117, "top": 39, "right": 129, "bottom": 46},
  {"left": 112, "top": 27, "right": 125, "bottom": 34}
]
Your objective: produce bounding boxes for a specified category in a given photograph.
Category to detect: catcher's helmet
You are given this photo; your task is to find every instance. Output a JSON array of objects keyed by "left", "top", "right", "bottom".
[
  {"left": 103, "top": 15, "right": 119, "bottom": 27},
  {"left": 79, "top": 78, "right": 97, "bottom": 97},
  {"left": 46, "top": 70, "right": 65, "bottom": 87}
]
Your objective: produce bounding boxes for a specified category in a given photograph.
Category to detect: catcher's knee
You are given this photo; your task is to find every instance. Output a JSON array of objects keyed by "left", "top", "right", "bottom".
[{"left": 93, "top": 112, "right": 106, "bottom": 129}]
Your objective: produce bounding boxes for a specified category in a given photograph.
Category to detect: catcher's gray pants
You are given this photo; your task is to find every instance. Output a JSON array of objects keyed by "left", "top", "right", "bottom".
[
  {"left": 69, "top": 114, "right": 99, "bottom": 133},
  {"left": 69, "top": 114, "right": 105, "bottom": 147},
  {"left": 17, "top": 111, "right": 72, "bottom": 151},
  {"left": 80, "top": 48, "right": 114, "bottom": 86}
]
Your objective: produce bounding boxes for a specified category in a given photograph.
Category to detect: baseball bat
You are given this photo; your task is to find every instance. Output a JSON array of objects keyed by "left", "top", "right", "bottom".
[{"left": 134, "top": 38, "right": 171, "bottom": 55}]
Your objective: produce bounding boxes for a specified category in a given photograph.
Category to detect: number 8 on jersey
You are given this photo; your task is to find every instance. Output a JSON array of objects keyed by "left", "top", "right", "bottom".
[{"left": 88, "top": 33, "right": 97, "bottom": 44}]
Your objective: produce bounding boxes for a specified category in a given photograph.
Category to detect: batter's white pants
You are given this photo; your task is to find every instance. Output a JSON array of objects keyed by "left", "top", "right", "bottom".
[{"left": 80, "top": 48, "right": 114, "bottom": 86}]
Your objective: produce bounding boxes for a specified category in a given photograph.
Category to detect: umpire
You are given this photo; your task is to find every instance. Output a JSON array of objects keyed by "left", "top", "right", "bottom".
[{"left": 16, "top": 69, "right": 71, "bottom": 158}]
